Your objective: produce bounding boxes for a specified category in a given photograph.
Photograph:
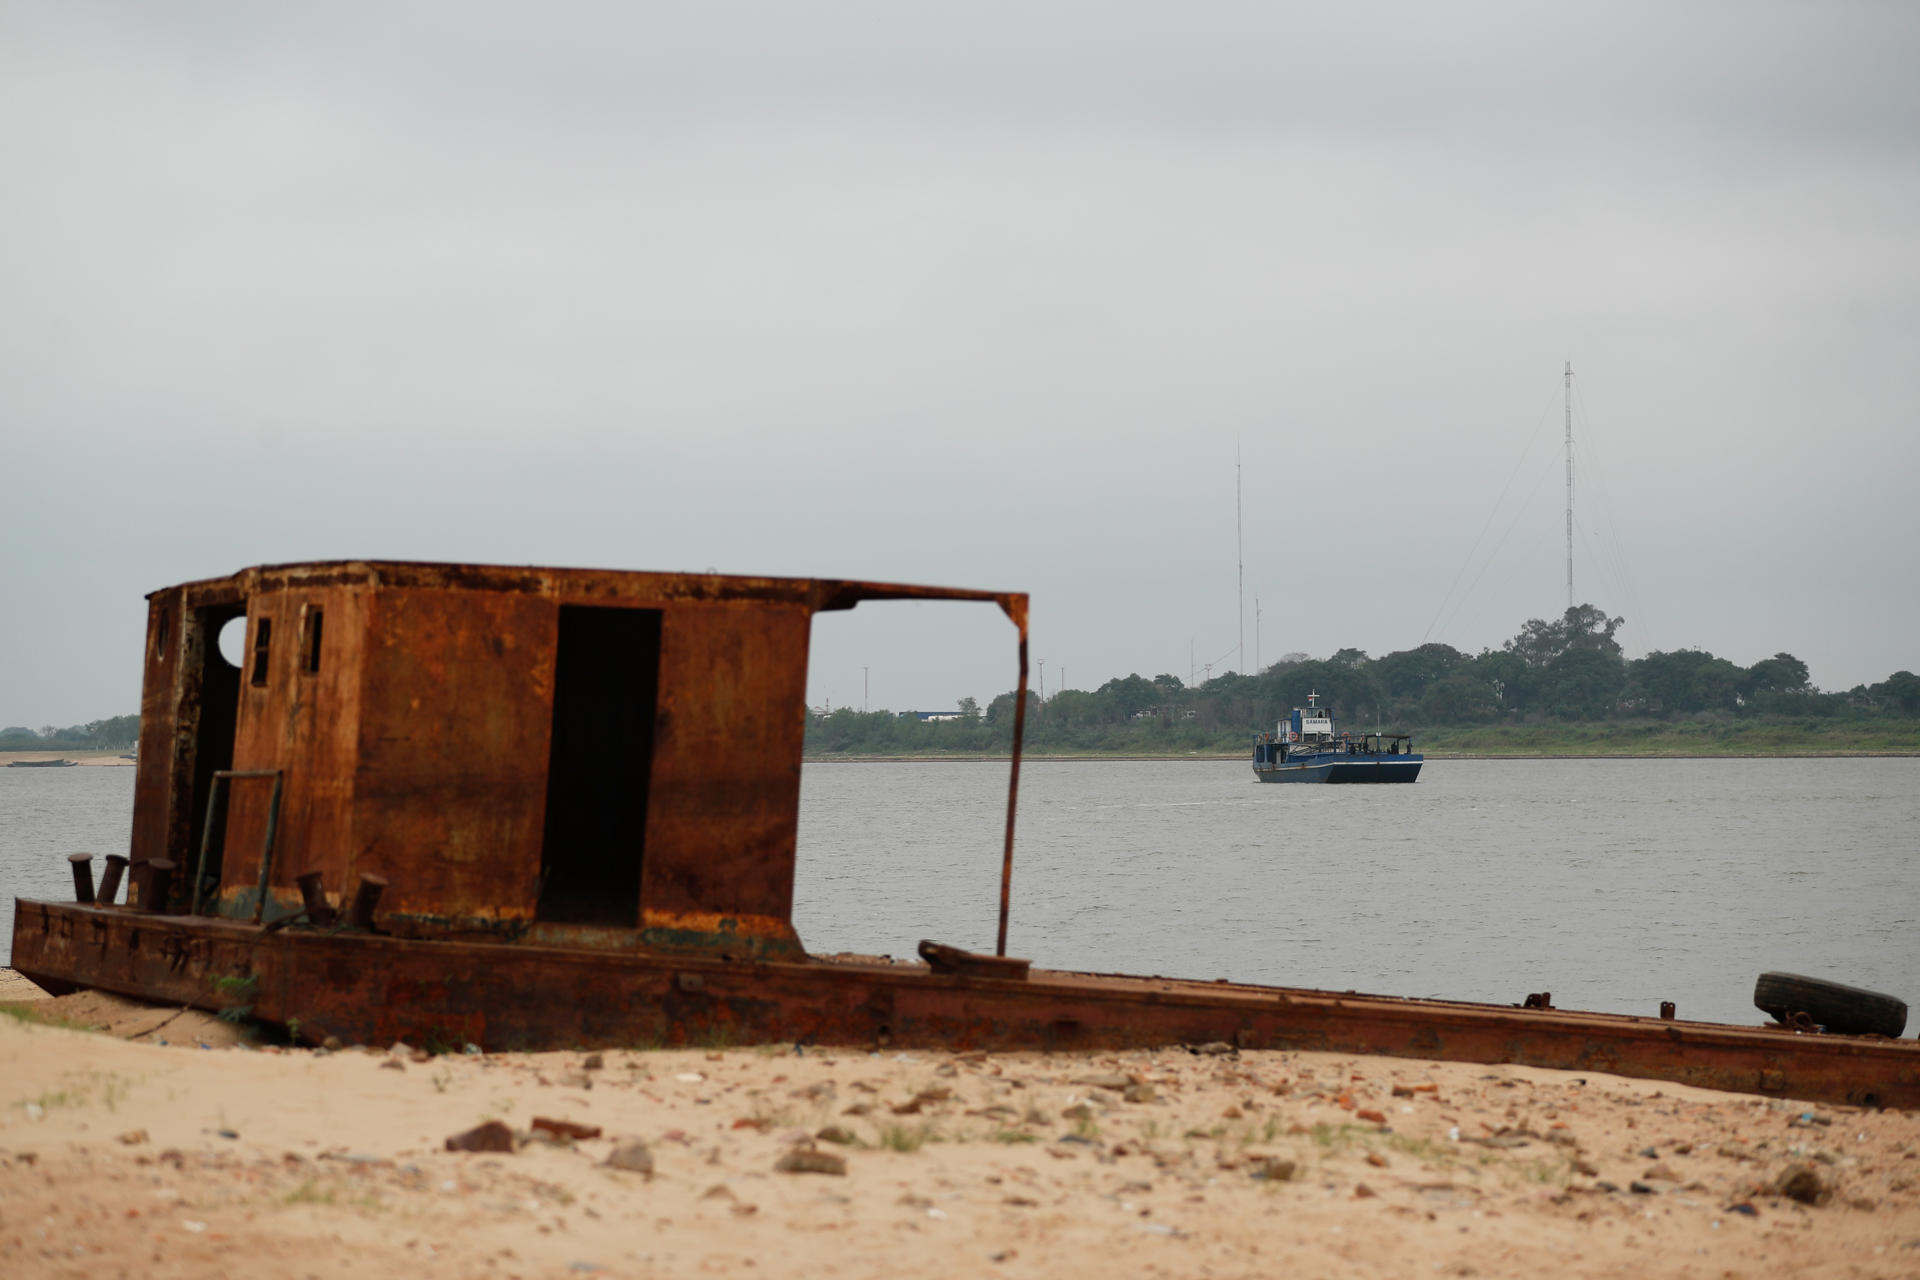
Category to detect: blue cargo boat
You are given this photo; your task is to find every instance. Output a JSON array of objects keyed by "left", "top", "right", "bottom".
[{"left": 1251, "top": 692, "right": 1422, "bottom": 783}]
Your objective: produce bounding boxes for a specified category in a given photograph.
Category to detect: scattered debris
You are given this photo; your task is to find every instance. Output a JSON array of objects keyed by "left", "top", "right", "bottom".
[
  {"left": 531, "top": 1117, "right": 603, "bottom": 1142},
  {"left": 445, "top": 1121, "right": 516, "bottom": 1153},
  {"left": 891, "top": 1086, "right": 954, "bottom": 1115},
  {"left": 774, "top": 1148, "right": 847, "bottom": 1176},
  {"left": 604, "top": 1140, "right": 655, "bottom": 1176},
  {"left": 1771, "top": 1164, "right": 1832, "bottom": 1206}
]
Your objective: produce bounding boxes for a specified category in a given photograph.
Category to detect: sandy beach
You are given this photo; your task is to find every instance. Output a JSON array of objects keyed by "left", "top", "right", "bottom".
[
  {"left": 2, "top": 973, "right": 1916, "bottom": 1279},
  {"left": 0, "top": 752, "right": 135, "bottom": 768}
]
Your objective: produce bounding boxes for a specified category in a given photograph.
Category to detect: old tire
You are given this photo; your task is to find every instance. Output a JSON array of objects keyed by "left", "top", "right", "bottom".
[{"left": 1753, "top": 971, "right": 1907, "bottom": 1038}]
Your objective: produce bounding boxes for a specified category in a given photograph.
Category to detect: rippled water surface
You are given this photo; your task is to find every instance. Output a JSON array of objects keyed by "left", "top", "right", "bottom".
[
  {"left": 2, "top": 766, "right": 142, "bottom": 966},
  {"left": 6, "top": 759, "right": 1916, "bottom": 1028},
  {"left": 793, "top": 757, "right": 1920, "bottom": 1027}
]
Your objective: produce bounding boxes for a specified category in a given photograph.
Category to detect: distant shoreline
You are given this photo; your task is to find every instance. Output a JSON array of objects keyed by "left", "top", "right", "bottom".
[
  {"left": 8, "top": 748, "right": 1909, "bottom": 770},
  {"left": 804, "top": 751, "right": 1920, "bottom": 763},
  {"left": 0, "top": 749, "right": 135, "bottom": 767}
]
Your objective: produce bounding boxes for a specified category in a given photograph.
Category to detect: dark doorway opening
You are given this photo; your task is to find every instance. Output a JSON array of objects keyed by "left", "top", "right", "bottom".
[
  {"left": 537, "top": 606, "right": 662, "bottom": 925},
  {"left": 184, "top": 605, "right": 246, "bottom": 912}
]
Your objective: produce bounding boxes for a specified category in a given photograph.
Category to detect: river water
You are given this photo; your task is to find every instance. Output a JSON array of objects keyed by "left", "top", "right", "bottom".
[{"left": 6, "top": 759, "right": 1916, "bottom": 1029}]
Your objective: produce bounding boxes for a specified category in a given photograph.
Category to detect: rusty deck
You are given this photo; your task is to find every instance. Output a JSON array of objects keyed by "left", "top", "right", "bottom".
[{"left": 13, "top": 899, "right": 1917, "bottom": 1110}]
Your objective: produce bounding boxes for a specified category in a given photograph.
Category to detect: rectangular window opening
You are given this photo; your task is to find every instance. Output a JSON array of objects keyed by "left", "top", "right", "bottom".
[
  {"left": 154, "top": 608, "right": 171, "bottom": 662},
  {"left": 250, "top": 618, "right": 273, "bottom": 687},
  {"left": 537, "top": 606, "right": 662, "bottom": 926},
  {"left": 302, "top": 609, "right": 324, "bottom": 675}
]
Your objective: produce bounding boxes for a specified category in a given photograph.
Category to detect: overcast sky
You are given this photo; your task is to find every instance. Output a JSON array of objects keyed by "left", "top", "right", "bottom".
[{"left": 4, "top": 1, "right": 1917, "bottom": 726}]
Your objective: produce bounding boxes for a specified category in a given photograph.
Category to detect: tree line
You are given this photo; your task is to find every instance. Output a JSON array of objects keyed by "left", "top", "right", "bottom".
[
  {"left": 11, "top": 608, "right": 1916, "bottom": 759},
  {"left": 0, "top": 715, "right": 141, "bottom": 752},
  {"left": 805, "top": 604, "right": 1920, "bottom": 755}
]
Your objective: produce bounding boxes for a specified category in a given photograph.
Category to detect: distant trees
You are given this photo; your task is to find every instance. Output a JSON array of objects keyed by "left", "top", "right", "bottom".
[
  {"left": 1374, "top": 644, "right": 1466, "bottom": 702},
  {"left": 1627, "top": 649, "right": 1743, "bottom": 714},
  {"left": 985, "top": 688, "right": 1041, "bottom": 725},
  {"left": 0, "top": 715, "right": 140, "bottom": 751},
  {"left": 1420, "top": 672, "right": 1501, "bottom": 722},
  {"left": 11, "top": 640, "right": 1914, "bottom": 768},
  {"left": 1874, "top": 671, "right": 1920, "bottom": 714},
  {"left": 1742, "top": 653, "right": 1811, "bottom": 698},
  {"left": 1486, "top": 604, "right": 1628, "bottom": 716},
  {"left": 828, "top": 601, "right": 1918, "bottom": 756}
]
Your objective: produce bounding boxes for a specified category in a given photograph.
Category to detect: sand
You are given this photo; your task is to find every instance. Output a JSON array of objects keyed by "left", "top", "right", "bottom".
[
  {"left": 2, "top": 973, "right": 1917, "bottom": 1279},
  {"left": 0, "top": 752, "right": 135, "bottom": 767}
]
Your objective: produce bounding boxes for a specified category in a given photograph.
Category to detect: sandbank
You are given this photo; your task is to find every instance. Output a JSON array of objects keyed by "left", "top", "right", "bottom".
[{"left": 2, "top": 972, "right": 1916, "bottom": 1278}]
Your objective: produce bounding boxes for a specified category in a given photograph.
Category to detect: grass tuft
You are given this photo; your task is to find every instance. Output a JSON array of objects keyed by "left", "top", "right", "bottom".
[
  {"left": 283, "top": 1178, "right": 338, "bottom": 1206},
  {"left": 875, "top": 1121, "right": 935, "bottom": 1153}
]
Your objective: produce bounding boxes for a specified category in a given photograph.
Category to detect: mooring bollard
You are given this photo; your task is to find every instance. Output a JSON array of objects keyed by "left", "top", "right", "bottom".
[
  {"left": 296, "top": 871, "right": 336, "bottom": 926},
  {"left": 348, "top": 873, "right": 388, "bottom": 930},
  {"left": 68, "top": 853, "right": 95, "bottom": 905},
  {"left": 98, "top": 854, "right": 129, "bottom": 906},
  {"left": 1660, "top": 1001, "right": 1677, "bottom": 1020},
  {"left": 141, "top": 858, "right": 176, "bottom": 915}
]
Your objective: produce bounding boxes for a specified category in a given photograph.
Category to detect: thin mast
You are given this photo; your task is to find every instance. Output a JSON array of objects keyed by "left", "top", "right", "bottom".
[
  {"left": 1564, "top": 361, "right": 1574, "bottom": 613},
  {"left": 1236, "top": 448, "right": 1245, "bottom": 674}
]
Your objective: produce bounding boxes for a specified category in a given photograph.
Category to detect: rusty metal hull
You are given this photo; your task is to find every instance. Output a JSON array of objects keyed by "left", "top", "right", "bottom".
[{"left": 14, "top": 899, "right": 1918, "bottom": 1110}]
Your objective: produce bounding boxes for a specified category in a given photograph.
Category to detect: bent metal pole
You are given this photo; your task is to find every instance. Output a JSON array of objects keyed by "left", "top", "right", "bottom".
[{"left": 997, "top": 596, "right": 1029, "bottom": 957}]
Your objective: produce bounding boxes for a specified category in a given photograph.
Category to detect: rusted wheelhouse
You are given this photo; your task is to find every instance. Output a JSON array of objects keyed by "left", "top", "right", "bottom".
[
  {"left": 12, "top": 561, "right": 1919, "bottom": 1108},
  {"left": 92, "top": 561, "right": 1026, "bottom": 957}
]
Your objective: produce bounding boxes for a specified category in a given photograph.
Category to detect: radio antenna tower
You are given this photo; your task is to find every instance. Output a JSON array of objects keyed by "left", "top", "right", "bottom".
[
  {"left": 1564, "top": 361, "right": 1574, "bottom": 613},
  {"left": 1236, "top": 447, "right": 1245, "bottom": 674}
]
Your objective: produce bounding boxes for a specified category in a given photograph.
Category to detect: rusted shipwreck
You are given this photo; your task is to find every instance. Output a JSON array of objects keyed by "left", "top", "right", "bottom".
[{"left": 11, "top": 560, "right": 1917, "bottom": 1109}]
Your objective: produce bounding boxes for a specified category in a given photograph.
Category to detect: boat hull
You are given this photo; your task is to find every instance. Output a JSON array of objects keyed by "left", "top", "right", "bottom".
[
  {"left": 12, "top": 898, "right": 1918, "bottom": 1109},
  {"left": 1253, "top": 755, "right": 1423, "bottom": 783}
]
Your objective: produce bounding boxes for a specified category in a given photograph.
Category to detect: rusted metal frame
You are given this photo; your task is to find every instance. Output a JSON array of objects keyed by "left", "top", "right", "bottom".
[
  {"left": 998, "top": 599, "right": 1029, "bottom": 957},
  {"left": 165, "top": 562, "right": 1029, "bottom": 613},
  {"left": 810, "top": 581, "right": 1018, "bottom": 613},
  {"left": 191, "top": 770, "right": 285, "bottom": 920},
  {"left": 808, "top": 580, "right": 1033, "bottom": 959}
]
